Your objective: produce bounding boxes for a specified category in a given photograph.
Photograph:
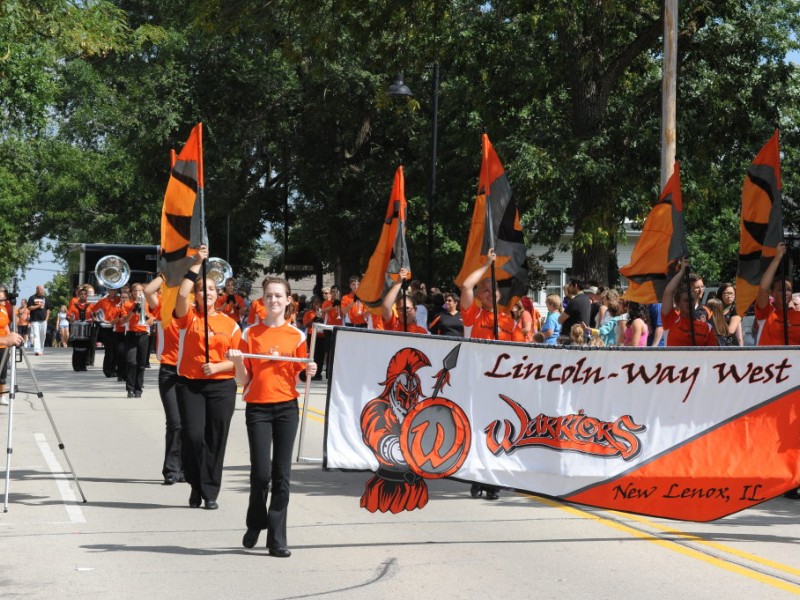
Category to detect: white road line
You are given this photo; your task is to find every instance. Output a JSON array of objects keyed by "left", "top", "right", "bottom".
[{"left": 34, "top": 433, "right": 85, "bottom": 523}]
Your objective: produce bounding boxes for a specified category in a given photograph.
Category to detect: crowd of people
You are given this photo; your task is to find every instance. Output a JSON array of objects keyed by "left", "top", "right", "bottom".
[{"left": 0, "top": 242, "right": 796, "bottom": 552}]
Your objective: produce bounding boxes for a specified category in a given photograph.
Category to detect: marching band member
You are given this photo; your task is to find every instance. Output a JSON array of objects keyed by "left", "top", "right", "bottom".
[
  {"left": 174, "top": 245, "right": 241, "bottom": 510},
  {"left": 341, "top": 276, "right": 367, "bottom": 327},
  {"left": 66, "top": 285, "right": 94, "bottom": 372},
  {"left": 144, "top": 275, "right": 184, "bottom": 486},
  {"left": 91, "top": 288, "right": 121, "bottom": 378},
  {"left": 460, "top": 249, "right": 525, "bottom": 343},
  {"left": 215, "top": 277, "right": 247, "bottom": 325},
  {"left": 112, "top": 289, "right": 130, "bottom": 382},
  {"left": 245, "top": 282, "right": 266, "bottom": 327},
  {"left": 755, "top": 242, "right": 800, "bottom": 345},
  {"left": 381, "top": 268, "right": 429, "bottom": 334},
  {"left": 228, "top": 277, "right": 315, "bottom": 556},
  {"left": 459, "top": 249, "right": 523, "bottom": 501},
  {"left": 120, "top": 283, "right": 153, "bottom": 397}
]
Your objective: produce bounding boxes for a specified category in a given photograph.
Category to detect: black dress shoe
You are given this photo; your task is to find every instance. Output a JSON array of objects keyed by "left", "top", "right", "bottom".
[
  {"left": 127, "top": 391, "right": 135, "bottom": 398},
  {"left": 242, "top": 528, "right": 260, "bottom": 548},
  {"left": 134, "top": 392, "right": 142, "bottom": 398},
  {"left": 163, "top": 475, "right": 176, "bottom": 485},
  {"left": 268, "top": 547, "right": 291, "bottom": 558},
  {"left": 204, "top": 499, "right": 219, "bottom": 510},
  {"left": 784, "top": 488, "right": 800, "bottom": 500},
  {"left": 485, "top": 488, "right": 500, "bottom": 501},
  {"left": 189, "top": 489, "right": 201, "bottom": 508}
]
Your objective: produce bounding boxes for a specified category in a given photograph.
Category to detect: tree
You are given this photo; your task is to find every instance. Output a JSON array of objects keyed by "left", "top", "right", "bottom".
[
  {"left": 10, "top": 0, "right": 800, "bottom": 296},
  {"left": 0, "top": 0, "right": 130, "bottom": 281}
]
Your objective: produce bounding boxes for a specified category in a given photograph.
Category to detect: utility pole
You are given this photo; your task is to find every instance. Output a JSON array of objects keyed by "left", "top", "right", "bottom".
[{"left": 661, "top": 0, "right": 678, "bottom": 188}]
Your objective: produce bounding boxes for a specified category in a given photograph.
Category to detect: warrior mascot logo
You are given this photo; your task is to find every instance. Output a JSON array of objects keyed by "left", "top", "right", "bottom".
[{"left": 360, "top": 345, "right": 470, "bottom": 513}]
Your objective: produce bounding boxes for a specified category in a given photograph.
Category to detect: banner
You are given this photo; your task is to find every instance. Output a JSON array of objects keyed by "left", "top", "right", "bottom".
[
  {"left": 324, "top": 328, "right": 800, "bottom": 521},
  {"left": 619, "top": 161, "right": 686, "bottom": 304},
  {"left": 454, "top": 134, "right": 527, "bottom": 311},
  {"left": 159, "top": 123, "right": 207, "bottom": 326},
  {"left": 358, "top": 166, "right": 411, "bottom": 314},
  {"left": 736, "top": 130, "right": 783, "bottom": 318}
]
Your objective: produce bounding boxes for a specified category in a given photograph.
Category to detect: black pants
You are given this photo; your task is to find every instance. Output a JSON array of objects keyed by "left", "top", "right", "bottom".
[
  {"left": 124, "top": 332, "right": 149, "bottom": 394},
  {"left": 176, "top": 377, "right": 236, "bottom": 502},
  {"left": 313, "top": 335, "right": 326, "bottom": 378},
  {"left": 87, "top": 323, "right": 99, "bottom": 366},
  {"left": 245, "top": 400, "right": 299, "bottom": 550},
  {"left": 71, "top": 340, "right": 89, "bottom": 371},
  {"left": 98, "top": 327, "right": 116, "bottom": 377},
  {"left": 158, "top": 364, "right": 183, "bottom": 479},
  {"left": 0, "top": 347, "right": 8, "bottom": 384},
  {"left": 114, "top": 332, "right": 127, "bottom": 381}
]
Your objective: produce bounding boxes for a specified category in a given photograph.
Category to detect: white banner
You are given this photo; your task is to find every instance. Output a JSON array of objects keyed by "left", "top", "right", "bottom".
[{"left": 324, "top": 328, "right": 800, "bottom": 521}]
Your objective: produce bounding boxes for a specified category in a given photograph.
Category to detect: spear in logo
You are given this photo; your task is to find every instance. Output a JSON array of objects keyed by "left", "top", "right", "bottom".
[{"left": 430, "top": 344, "right": 461, "bottom": 399}]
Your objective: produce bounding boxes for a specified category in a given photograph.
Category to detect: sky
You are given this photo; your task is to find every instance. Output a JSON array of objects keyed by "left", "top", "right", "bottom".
[{"left": 15, "top": 243, "right": 62, "bottom": 305}]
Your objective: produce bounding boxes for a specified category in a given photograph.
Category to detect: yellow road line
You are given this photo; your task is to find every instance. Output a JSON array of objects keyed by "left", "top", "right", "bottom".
[
  {"left": 528, "top": 495, "right": 800, "bottom": 596},
  {"left": 609, "top": 509, "right": 800, "bottom": 579}
]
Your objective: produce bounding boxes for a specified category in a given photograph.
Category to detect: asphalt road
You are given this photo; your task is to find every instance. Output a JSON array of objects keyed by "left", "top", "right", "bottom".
[{"left": 1, "top": 347, "right": 799, "bottom": 599}]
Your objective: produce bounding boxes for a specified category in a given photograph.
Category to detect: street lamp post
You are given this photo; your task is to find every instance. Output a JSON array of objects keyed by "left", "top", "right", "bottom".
[
  {"left": 428, "top": 63, "right": 439, "bottom": 288},
  {"left": 389, "top": 66, "right": 440, "bottom": 287}
]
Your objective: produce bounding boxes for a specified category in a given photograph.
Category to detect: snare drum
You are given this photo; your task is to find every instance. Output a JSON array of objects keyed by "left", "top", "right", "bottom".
[{"left": 69, "top": 321, "right": 92, "bottom": 342}]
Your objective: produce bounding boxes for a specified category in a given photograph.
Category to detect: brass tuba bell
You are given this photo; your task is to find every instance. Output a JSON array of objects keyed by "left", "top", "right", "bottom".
[
  {"left": 206, "top": 257, "right": 233, "bottom": 289},
  {"left": 94, "top": 255, "right": 131, "bottom": 290}
]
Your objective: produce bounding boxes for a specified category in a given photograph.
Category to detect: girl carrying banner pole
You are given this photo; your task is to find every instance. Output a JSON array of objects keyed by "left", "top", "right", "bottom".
[
  {"left": 227, "top": 277, "right": 316, "bottom": 557},
  {"left": 460, "top": 248, "right": 523, "bottom": 500},
  {"left": 173, "top": 245, "right": 241, "bottom": 511}
]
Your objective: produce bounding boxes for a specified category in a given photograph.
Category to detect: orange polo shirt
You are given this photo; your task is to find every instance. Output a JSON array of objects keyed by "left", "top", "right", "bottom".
[
  {"left": 175, "top": 308, "right": 241, "bottom": 380},
  {"left": 755, "top": 303, "right": 800, "bottom": 346},
  {"left": 341, "top": 293, "right": 367, "bottom": 325},
  {"left": 152, "top": 304, "right": 181, "bottom": 366},
  {"left": 67, "top": 301, "right": 93, "bottom": 322},
  {"left": 91, "top": 296, "right": 120, "bottom": 324},
  {"left": 0, "top": 304, "right": 9, "bottom": 349},
  {"left": 662, "top": 309, "right": 717, "bottom": 346},
  {"left": 322, "top": 299, "right": 343, "bottom": 327},
  {"left": 239, "top": 321, "right": 307, "bottom": 403},
  {"left": 384, "top": 313, "right": 429, "bottom": 334},
  {"left": 215, "top": 292, "right": 246, "bottom": 324},
  {"left": 246, "top": 298, "right": 265, "bottom": 326},
  {"left": 462, "top": 303, "right": 525, "bottom": 342},
  {"left": 121, "top": 300, "right": 153, "bottom": 333}
]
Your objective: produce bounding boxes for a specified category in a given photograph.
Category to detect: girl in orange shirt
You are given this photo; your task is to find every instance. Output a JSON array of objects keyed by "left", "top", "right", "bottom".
[
  {"left": 228, "top": 277, "right": 316, "bottom": 557},
  {"left": 145, "top": 275, "right": 184, "bottom": 485},
  {"left": 174, "top": 246, "right": 241, "bottom": 510}
]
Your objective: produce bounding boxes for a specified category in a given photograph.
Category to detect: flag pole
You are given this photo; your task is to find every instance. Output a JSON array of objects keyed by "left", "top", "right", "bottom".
[
  {"left": 197, "top": 123, "right": 210, "bottom": 363},
  {"left": 781, "top": 245, "right": 789, "bottom": 345},
  {"left": 399, "top": 165, "right": 408, "bottom": 332},
  {"left": 480, "top": 133, "right": 500, "bottom": 340},
  {"left": 684, "top": 266, "right": 696, "bottom": 347}
]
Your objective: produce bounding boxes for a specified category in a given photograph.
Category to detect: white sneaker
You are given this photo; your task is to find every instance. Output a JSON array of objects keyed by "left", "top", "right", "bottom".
[{"left": 0, "top": 397, "right": 8, "bottom": 406}]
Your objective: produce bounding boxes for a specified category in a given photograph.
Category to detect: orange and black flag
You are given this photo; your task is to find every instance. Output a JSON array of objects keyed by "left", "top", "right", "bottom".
[
  {"left": 359, "top": 166, "right": 411, "bottom": 314},
  {"left": 619, "top": 162, "right": 687, "bottom": 304},
  {"left": 454, "top": 133, "right": 528, "bottom": 311},
  {"left": 735, "top": 131, "right": 783, "bottom": 317},
  {"left": 159, "top": 123, "right": 207, "bottom": 326}
]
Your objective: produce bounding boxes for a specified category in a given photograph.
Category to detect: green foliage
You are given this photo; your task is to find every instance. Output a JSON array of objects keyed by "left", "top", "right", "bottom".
[{"left": 3, "top": 0, "right": 800, "bottom": 295}]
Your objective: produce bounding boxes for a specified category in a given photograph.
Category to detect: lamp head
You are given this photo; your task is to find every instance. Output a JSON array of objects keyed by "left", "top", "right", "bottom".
[{"left": 388, "top": 72, "right": 413, "bottom": 97}]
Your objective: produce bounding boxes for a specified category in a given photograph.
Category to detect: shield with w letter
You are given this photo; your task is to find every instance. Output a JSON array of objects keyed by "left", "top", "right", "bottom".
[{"left": 400, "top": 397, "right": 471, "bottom": 479}]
